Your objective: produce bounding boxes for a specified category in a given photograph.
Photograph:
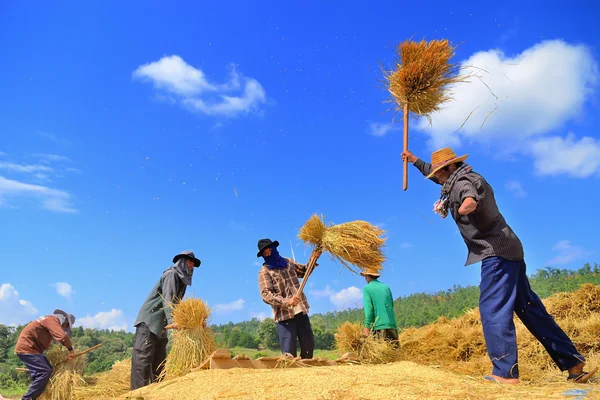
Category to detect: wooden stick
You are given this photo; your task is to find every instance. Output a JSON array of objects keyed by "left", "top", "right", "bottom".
[
  {"left": 16, "top": 343, "right": 104, "bottom": 373},
  {"left": 295, "top": 247, "right": 322, "bottom": 298},
  {"left": 403, "top": 103, "right": 409, "bottom": 191}
]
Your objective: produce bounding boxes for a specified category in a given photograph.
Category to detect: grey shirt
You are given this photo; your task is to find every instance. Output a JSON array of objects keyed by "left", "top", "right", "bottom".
[
  {"left": 133, "top": 268, "right": 187, "bottom": 337},
  {"left": 414, "top": 159, "right": 524, "bottom": 265}
]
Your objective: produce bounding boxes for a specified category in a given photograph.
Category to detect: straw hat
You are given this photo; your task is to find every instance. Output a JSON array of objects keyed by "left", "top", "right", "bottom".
[
  {"left": 360, "top": 267, "right": 381, "bottom": 278},
  {"left": 425, "top": 148, "right": 468, "bottom": 179}
]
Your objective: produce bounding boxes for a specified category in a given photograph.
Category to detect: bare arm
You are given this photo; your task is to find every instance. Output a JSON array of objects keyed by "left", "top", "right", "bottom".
[{"left": 459, "top": 197, "right": 478, "bottom": 215}]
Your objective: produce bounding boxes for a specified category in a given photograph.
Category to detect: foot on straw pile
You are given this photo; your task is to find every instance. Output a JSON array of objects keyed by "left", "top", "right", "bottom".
[
  {"left": 567, "top": 364, "right": 599, "bottom": 383},
  {"left": 484, "top": 375, "right": 520, "bottom": 385}
]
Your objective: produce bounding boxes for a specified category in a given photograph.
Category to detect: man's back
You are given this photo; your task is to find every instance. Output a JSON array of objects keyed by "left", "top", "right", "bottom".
[{"left": 363, "top": 280, "right": 397, "bottom": 331}]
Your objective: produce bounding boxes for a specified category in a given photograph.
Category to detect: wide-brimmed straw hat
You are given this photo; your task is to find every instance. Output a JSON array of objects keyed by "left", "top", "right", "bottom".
[
  {"left": 173, "top": 250, "right": 201, "bottom": 267},
  {"left": 360, "top": 267, "right": 381, "bottom": 278},
  {"left": 257, "top": 238, "right": 279, "bottom": 258},
  {"left": 426, "top": 148, "right": 469, "bottom": 179}
]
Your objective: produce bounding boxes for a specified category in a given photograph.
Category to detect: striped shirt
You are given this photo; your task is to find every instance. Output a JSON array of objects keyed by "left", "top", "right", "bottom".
[
  {"left": 414, "top": 159, "right": 524, "bottom": 265},
  {"left": 258, "top": 258, "right": 310, "bottom": 322}
]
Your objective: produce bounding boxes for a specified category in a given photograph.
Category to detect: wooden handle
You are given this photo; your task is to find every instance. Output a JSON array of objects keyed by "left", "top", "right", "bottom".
[
  {"left": 295, "top": 247, "right": 322, "bottom": 298},
  {"left": 403, "top": 103, "right": 409, "bottom": 191},
  {"left": 74, "top": 343, "right": 103, "bottom": 358}
]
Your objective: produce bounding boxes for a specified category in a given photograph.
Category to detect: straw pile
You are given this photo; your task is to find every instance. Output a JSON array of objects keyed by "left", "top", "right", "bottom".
[
  {"left": 39, "top": 345, "right": 86, "bottom": 400},
  {"left": 160, "top": 297, "right": 217, "bottom": 380},
  {"left": 399, "top": 283, "right": 600, "bottom": 381},
  {"left": 73, "top": 358, "right": 131, "bottom": 400},
  {"left": 383, "top": 39, "right": 468, "bottom": 120},
  {"left": 335, "top": 322, "right": 399, "bottom": 364},
  {"left": 298, "top": 214, "right": 387, "bottom": 274}
]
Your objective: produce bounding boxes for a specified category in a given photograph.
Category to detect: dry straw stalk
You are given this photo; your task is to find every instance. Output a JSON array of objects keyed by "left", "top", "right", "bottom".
[
  {"left": 298, "top": 214, "right": 387, "bottom": 275},
  {"left": 335, "top": 322, "right": 399, "bottom": 364},
  {"left": 39, "top": 345, "right": 87, "bottom": 400},
  {"left": 160, "top": 297, "right": 217, "bottom": 380}
]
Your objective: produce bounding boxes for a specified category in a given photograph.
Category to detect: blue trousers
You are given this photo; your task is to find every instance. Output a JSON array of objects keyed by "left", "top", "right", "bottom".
[
  {"left": 277, "top": 313, "right": 315, "bottom": 359},
  {"left": 17, "top": 354, "right": 52, "bottom": 400},
  {"left": 480, "top": 257, "right": 584, "bottom": 378}
]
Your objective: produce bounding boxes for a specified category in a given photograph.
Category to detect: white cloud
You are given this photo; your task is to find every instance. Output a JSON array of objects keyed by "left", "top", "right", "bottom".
[
  {"left": 52, "top": 282, "right": 75, "bottom": 301},
  {"left": 250, "top": 312, "right": 269, "bottom": 321},
  {"left": 547, "top": 240, "right": 592, "bottom": 265},
  {"left": 309, "top": 285, "right": 334, "bottom": 298},
  {"left": 415, "top": 40, "right": 598, "bottom": 176},
  {"left": 252, "top": 259, "right": 262, "bottom": 267},
  {"left": 213, "top": 298, "right": 245, "bottom": 314},
  {"left": 529, "top": 133, "right": 600, "bottom": 178},
  {"left": 0, "top": 162, "right": 53, "bottom": 173},
  {"left": 38, "top": 132, "right": 71, "bottom": 146},
  {"left": 0, "top": 176, "right": 76, "bottom": 213},
  {"left": 134, "top": 56, "right": 266, "bottom": 117},
  {"left": 399, "top": 242, "right": 414, "bottom": 249},
  {"left": 329, "top": 286, "right": 363, "bottom": 310},
  {"left": 0, "top": 283, "right": 39, "bottom": 326},
  {"left": 505, "top": 180, "right": 527, "bottom": 197},
  {"left": 77, "top": 309, "right": 128, "bottom": 332},
  {"left": 34, "top": 154, "right": 73, "bottom": 164},
  {"left": 368, "top": 121, "right": 399, "bottom": 137}
]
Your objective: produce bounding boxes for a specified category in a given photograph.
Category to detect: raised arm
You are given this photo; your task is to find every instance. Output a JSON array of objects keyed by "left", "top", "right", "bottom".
[{"left": 402, "top": 151, "right": 441, "bottom": 185}]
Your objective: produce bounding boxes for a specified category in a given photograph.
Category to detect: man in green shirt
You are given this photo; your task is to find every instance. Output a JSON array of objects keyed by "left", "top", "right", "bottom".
[{"left": 361, "top": 268, "right": 399, "bottom": 347}]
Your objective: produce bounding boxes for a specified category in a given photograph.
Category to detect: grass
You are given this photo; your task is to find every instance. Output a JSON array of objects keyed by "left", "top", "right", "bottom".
[{"left": 0, "top": 383, "right": 28, "bottom": 398}]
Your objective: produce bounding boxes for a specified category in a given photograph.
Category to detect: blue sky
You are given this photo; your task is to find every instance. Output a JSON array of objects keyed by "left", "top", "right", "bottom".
[{"left": 1, "top": 1, "right": 598, "bottom": 330}]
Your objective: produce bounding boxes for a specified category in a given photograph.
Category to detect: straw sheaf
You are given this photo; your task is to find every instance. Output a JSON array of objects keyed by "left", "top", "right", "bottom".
[
  {"left": 399, "top": 283, "right": 600, "bottom": 381},
  {"left": 160, "top": 297, "right": 217, "bottom": 380},
  {"left": 39, "top": 345, "right": 87, "bottom": 400},
  {"left": 383, "top": 39, "right": 469, "bottom": 120},
  {"left": 73, "top": 358, "right": 131, "bottom": 400},
  {"left": 334, "top": 322, "right": 399, "bottom": 364},
  {"left": 298, "top": 214, "right": 387, "bottom": 274}
]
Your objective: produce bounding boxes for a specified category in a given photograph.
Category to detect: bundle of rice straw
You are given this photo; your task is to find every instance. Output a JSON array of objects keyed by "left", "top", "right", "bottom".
[
  {"left": 160, "top": 297, "right": 217, "bottom": 380},
  {"left": 381, "top": 38, "right": 469, "bottom": 191},
  {"left": 39, "top": 345, "right": 86, "bottom": 400},
  {"left": 298, "top": 214, "right": 386, "bottom": 274},
  {"left": 73, "top": 358, "right": 131, "bottom": 400},
  {"left": 399, "top": 283, "right": 600, "bottom": 382},
  {"left": 335, "top": 322, "right": 399, "bottom": 364}
]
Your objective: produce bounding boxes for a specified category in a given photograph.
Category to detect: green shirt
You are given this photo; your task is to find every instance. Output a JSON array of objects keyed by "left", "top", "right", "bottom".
[{"left": 363, "top": 279, "right": 398, "bottom": 331}]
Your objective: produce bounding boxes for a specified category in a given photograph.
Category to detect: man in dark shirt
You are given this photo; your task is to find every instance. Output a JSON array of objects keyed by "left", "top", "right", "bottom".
[
  {"left": 15, "top": 309, "right": 76, "bottom": 400},
  {"left": 130, "top": 250, "right": 201, "bottom": 390},
  {"left": 402, "top": 148, "right": 596, "bottom": 384}
]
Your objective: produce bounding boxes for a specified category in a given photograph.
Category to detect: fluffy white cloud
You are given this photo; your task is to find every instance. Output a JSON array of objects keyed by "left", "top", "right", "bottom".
[
  {"left": 250, "top": 311, "right": 269, "bottom": 321},
  {"left": 134, "top": 56, "right": 266, "bottom": 117},
  {"left": 0, "top": 283, "right": 38, "bottom": 326},
  {"left": 547, "top": 240, "right": 592, "bottom": 266},
  {"left": 414, "top": 40, "right": 598, "bottom": 177},
  {"left": 0, "top": 176, "right": 76, "bottom": 213},
  {"left": 309, "top": 285, "right": 334, "bottom": 298},
  {"left": 529, "top": 133, "right": 600, "bottom": 177},
  {"left": 213, "top": 298, "right": 245, "bottom": 314},
  {"left": 505, "top": 180, "right": 527, "bottom": 197},
  {"left": 77, "top": 309, "right": 128, "bottom": 332},
  {"left": 52, "top": 282, "right": 75, "bottom": 301},
  {"left": 368, "top": 121, "right": 399, "bottom": 137},
  {"left": 329, "top": 286, "right": 363, "bottom": 310}
]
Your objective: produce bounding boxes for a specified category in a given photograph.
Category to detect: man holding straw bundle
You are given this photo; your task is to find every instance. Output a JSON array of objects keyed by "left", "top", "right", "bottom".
[
  {"left": 131, "top": 250, "right": 201, "bottom": 390},
  {"left": 257, "top": 238, "right": 321, "bottom": 359},
  {"left": 15, "top": 309, "right": 76, "bottom": 400},
  {"left": 402, "top": 148, "right": 597, "bottom": 384}
]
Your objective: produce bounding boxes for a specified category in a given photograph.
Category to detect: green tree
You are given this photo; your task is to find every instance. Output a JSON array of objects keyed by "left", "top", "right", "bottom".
[{"left": 257, "top": 318, "right": 279, "bottom": 349}]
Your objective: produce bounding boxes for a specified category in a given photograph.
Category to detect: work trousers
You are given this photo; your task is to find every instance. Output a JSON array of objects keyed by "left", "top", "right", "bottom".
[
  {"left": 479, "top": 257, "right": 584, "bottom": 378},
  {"left": 130, "top": 322, "right": 168, "bottom": 390},
  {"left": 17, "top": 354, "right": 52, "bottom": 400},
  {"left": 277, "top": 313, "right": 315, "bottom": 359}
]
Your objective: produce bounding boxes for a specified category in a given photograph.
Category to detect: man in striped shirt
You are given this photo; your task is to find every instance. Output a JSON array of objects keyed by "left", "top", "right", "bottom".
[
  {"left": 257, "top": 238, "right": 321, "bottom": 359},
  {"left": 402, "top": 148, "right": 596, "bottom": 384}
]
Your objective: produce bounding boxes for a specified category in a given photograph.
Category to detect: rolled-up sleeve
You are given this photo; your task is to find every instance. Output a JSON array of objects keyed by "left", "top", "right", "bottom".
[{"left": 455, "top": 178, "right": 481, "bottom": 205}]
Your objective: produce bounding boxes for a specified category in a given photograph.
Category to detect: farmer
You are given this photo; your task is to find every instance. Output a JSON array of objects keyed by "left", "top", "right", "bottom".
[
  {"left": 131, "top": 250, "right": 201, "bottom": 390},
  {"left": 15, "top": 309, "right": 76, "bottom": 400},
  {"left": 402, "top": 148, "right": 597, "bottom": 384},
  {"left": 257, "top": 238, "right": 321, "bottom": 359},
  {"left": 361, "top": 268, "right": 399, "bottom": 348}
]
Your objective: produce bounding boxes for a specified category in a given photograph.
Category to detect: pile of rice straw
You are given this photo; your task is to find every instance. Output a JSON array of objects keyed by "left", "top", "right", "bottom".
[
  {"left": 298, "top": 214, "right": 386, "bottom": 274},
  {"left": 73, "top": 358, "right": 131, "bottom": 400},
  {"left": 335, "top": 322, "right": 399, "bottom": 364},
  {"left": 160, "top": 297, "right": 217, "bottom": 380},
  {"left": 39, "top": 345, "right": 86, "bottom": 400},
  {"left": 399, "top": 283, "right": 600, "bottom": 381},
  {"left": 383, "top": 39, "right": 469, "bottom": 120}
]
